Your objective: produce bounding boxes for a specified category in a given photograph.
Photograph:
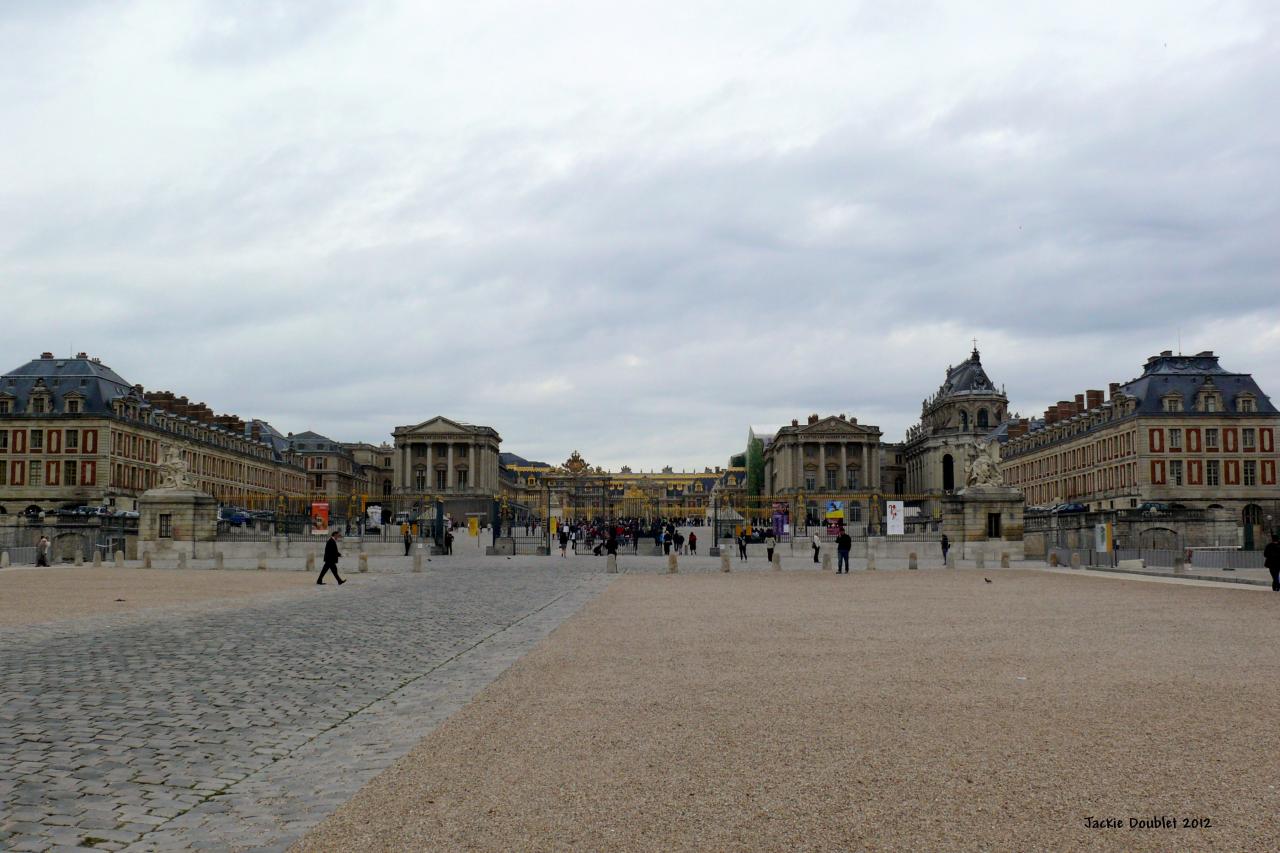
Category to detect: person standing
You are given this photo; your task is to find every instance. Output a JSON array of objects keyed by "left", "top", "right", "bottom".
[
  {"left": 444, "top": 529, "right": 454, "bottom": 555},
  {"left": 558, "top": 528, "right": 569, "bottom": 558},
  {"left": 688, "top": 531, "right": 697, "bottom": 555},
  {"left": 737, "top": 532, "right": 748, "bottom": 562},
  {"left": 941, "top": 534, "right": 951, "bottom": 566},
  {"left": 36, "top": 536, "right": 51, "bottom": 567},
  {"left": 1266, "top": 533, "right": 1280, "bottom": 592},
  {"left": 606, "top": 528, "right": 618, "bottom": 557},
  {"left": 836, "top": 529, "right": 852, "bottom": 573},
  {"left": 811, "top": 530, "right": 822, "bottom": 564},
  {"left": 316, "top": 531, "right": 346, "bottom": 585},
  {"left": 765, "top": 530, "right": 777, "bottom": 564},
  {"left": 403, "top": 528, "right": 412, "bottom": 557}
]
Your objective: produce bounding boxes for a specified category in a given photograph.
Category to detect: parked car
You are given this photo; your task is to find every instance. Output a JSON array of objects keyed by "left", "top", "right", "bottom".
[
  {"left": 55, "top": 506, "right": 87, "bottom": 517},
  {"left": 1050, "top": 503, "right": 1088, "bottom": 514},
  {"left": 1135, "top": 502, "right": 1170, "bottom": 514},
  {"left": 219, "top": 508, "right": 252, "bottom": 526},
  {"left": 114, "top": 510, "right": 140, "bottom": 519}
]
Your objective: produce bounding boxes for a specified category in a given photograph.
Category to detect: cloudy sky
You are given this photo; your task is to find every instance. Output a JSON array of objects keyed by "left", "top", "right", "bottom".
[{"left": 2, "top": 1, "right": 1276, "bottom": 470}]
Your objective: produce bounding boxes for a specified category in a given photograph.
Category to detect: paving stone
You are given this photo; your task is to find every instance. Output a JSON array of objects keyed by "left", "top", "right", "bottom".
[{"left": 0, "top": 563, "right": 614, "bottom": 851}]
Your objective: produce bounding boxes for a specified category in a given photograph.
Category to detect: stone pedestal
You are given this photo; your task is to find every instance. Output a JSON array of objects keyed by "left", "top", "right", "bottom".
[
  {"left": 138, "top": 487, "right": 218, "bottom": 559},
  {"left": 942, "top": 485, "right": 1025, "bottom": 558}
]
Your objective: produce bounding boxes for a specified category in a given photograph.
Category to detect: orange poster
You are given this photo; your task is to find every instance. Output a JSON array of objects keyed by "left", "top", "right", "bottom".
[{"left": 311, "top": 502, "right": 330, "bottom": 535}]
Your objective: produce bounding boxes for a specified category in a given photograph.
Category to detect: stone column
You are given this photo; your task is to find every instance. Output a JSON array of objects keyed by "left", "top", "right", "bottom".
[
  {"left": 861, "top": 444, "right": 869, "bottom": 490},
  {"left": 873, "top": 445, "right": 881, "bottom": 490},
  {"left": 468, "top": 443, "right": 475, "bottom": 492},
  {"left": 446, "top": 443, "right": 454, "bottom": 490},
  {"left": 818, "top": 443, "right": 826, "bottom": 490},
  {"left": 841, "top": 444, "right": 848, "bottom": 489}
]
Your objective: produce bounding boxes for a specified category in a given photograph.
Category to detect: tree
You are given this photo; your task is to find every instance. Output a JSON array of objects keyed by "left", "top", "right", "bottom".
[{"left": 746, "top": 437, "right": 765, "bottom": 496}]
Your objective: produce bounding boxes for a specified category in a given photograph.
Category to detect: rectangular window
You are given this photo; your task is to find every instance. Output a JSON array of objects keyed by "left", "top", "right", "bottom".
[
  {"left": 825, "top": 469, "right": 837, "bottom": 490},
  {"left": 1206, "top": 460, "right": 1220, "bottom": 487},
  {"left": 1205, "top": 396, "right": 1217, "bottom": 412},
  {"left": 30, "top": 429, "right": 43, "bottom": 451},
  {"left": 159, "top": 514, "right": 172, "bottom": 538},
  {"left": 1169, "top": 460, "right": 1183, "bottom": 486},
  {"left": 1205, "top": 428, "right": 1219, "bottom": 450},
  {"left": 0, "top": 400, "right": 9, "bottom": 414},
  {"left": 31, "top": 397, "right": 45, "bottom": 414},
  {"left": 457, "top": 470, "right": 468, "bottom": 489},
  {"left": 29, "top": 461, "right": 42, "bottom": 486},
  {"left": 437, "top": 470, "right": 447, "bottom": 490},
  {"left": 313, "top": 474, "right": 323, "bottom": 489},
  {"left": 64, "top": 460, "right": 77, "bottom": 485},
  {"left": 1168, "top": 429, "right": 1182, "bottom": 450},
  {"left": 65, "top": 429, "right": 78, "bottom": 451},
  {"left": 0, "top": 462, "right": 5, "bottom": 485},
  {"left": 0, "top": 430, "right": 7, "bottom": 452},
  {"left": 1244, "top": 460, "right": 1257, "bottom": 486},
  {"left": 804, "top": 475, "right": 817, "bottom": 491},
  {"left": 1243, "top": 428, "right": 1256, "bottom": 450},
  {"left": 67, "top": 399, "right": 81, "bottom": 413}
]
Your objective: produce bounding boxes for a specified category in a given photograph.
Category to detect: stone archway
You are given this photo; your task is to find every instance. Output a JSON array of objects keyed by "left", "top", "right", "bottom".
[
  {"left": 1139, "top": 527, "right": 1179, "bottom": 550},
  {"left": 1242, "top": 504, "right": 1263, "bottom": 550},
  {"left": 53, "top": 531, "right": 87, "bottom": 563}
]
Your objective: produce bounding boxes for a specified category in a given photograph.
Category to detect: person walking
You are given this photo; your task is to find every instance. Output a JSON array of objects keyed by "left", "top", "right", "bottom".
[
  {"left": 558, "top": 528, "right": 569, "bottom": 558},
  {"left": 403, "top": 528, "right": 412, "bottom": 557},
  {"left": 765, "top": 530, "right": 777, "bottom": 564},
  {"left": 662, "top": 531, "right": 672, "bottom": 555},
  {"left": 316, "top": 531, "right": 346, "bottom": 585},
  {"left": 36, "top": 536, "right": 51, "bottom": 567},
  {"left": 811, "top": 530, "right": 822, "bottom": 564},
  {"left": 444, "top": 529, "right": 454, "bottom": 555},
  {"left": 1266, "top": 533, "right": 1280, "bottom": 592},
  {"left": 836, "top": 529, "right": 852, "bottom": 573},
  {"left": 737, "top": 532, "right": 748, "bottom": 562},
  {"left": 941, "top": 534, "right": 951, "bottom": 566},
  {"left": 688, "top": 531, "right": 697, "bottom": 555}
]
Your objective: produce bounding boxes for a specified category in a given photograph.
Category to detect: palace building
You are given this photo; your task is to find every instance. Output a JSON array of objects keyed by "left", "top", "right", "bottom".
[
  {"left": 391, "top": 416, "right": 503, "bottom": 520},
  {"left": 999, "top": 351, "right": 1279, "bottom": 530},
  {"left": 0, "top": 353, "right": 306, "bottom": 515}
]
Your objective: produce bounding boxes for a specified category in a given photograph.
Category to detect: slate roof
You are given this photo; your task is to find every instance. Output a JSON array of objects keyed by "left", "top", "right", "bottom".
[
  {"left": 0, "top": 354, "right": 136, "bottom": 414},
  {"left": 288, "top": 431, "right": 345, "bottom": 452},
  {"left": 1119, "top": 352, "right": 1276, "bottom": 414},
  {"left": 937, "top": 348, "right": 998, "bottom": 397}
]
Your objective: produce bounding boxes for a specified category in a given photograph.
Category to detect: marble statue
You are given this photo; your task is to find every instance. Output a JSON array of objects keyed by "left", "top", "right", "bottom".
[
  {"left": 966, "top": 440, "right": 1004, "bottom": 488},
  {"left": 159, "top": 444, "right": 196, "bottom": 489}
]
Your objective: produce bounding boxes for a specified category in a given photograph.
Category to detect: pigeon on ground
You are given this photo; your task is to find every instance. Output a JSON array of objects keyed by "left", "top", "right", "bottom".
[{"left": 984, "top": 578, "right": 992, "bottom": 584}]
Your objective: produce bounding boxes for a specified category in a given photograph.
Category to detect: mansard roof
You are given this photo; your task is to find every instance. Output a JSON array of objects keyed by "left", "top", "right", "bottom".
[
  {"left": 0, "top": 353, "right": 136, "bottom": 415},
  {"left": 1120, "top": 351, "right": 1276, "bottom": 415}
]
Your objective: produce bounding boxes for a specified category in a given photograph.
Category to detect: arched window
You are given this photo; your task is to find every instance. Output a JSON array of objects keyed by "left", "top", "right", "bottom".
[
  {"left": 942, "top": 454, "right": 955, "bottom": 492},
  {"left": 977, "top": 409, "right": 989, "bottom": 429},
  {"left": 960, "top": 411, "right": 970, "bottom": 431}
]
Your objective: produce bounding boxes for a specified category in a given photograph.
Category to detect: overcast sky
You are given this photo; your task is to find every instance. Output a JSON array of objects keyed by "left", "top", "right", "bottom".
[{"left": 2, "top": 1, "right": 1277, "bottom": 470}]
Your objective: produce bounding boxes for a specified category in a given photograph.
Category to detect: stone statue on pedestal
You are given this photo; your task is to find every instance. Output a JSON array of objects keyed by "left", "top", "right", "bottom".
[
  {"left": 159, "top": 445, "right": 196, "bottom": 490},
  {"left": 966, "top": 441, "right": 1004, "bottom": 488}
]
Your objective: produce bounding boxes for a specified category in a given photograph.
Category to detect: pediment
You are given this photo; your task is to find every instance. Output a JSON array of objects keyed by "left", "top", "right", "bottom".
[
  {"left": 798, "top": 416, "right": 877, "bottom": 435},
  {"left": 400, "top": 416, "right": 470, "bottom": 436}
]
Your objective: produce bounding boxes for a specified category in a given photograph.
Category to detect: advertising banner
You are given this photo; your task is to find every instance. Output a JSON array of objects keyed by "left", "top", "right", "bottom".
[
  {"left": 886, "top": 501, "right": 905, "bottom": 536},
  {"left": 310, "top": 502, "right": 330, "bottom": 535},
  {"left": 468, "top": 517, "right": 479, "bottom": 537},
  {"left": 1094, "top": 523, "right": 1113, "bottom": 552},
  {"left": 772, "top": 501, "right": 789, "bottom": 537},
  {"left": 825, "top": 500, "right": 844, "bottom": 519},
  {"left": 366, "top": 505, "right": 382, "bottom": 531}
]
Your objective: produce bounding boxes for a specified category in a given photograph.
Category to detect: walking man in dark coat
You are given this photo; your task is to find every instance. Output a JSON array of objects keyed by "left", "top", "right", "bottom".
[
  {"left": 403, "top": 528, "right": 412, "bottom": 556},
  {"left": 317, "top": 531, "right": 346, "bottom": 585},
  {"left": 1265, "top": 533, "right": 1280, "bottom": 592},
  {"left": 941, "top": 534, "right": 951, "bottom": 566},
  {"left": 836, "top": 529, "right": 852, "bottom": 573}
]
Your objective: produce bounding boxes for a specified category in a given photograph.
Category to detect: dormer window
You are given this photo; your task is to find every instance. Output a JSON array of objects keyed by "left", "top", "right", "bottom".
[
  {"left": 0, "top": 400, "right": 9, "bottom": 415},
  {"left": 31, "top": 396, "right": 48, "bottom": 414},
  {"left": 1161, "top": 394, "right": 1183, "bottom": 413},
  {"left": 1236, "top": 394, "right": 1257, "bottom": 413},
  {"left": 66, "top": 399, "right": 81, "bottom": 414}
]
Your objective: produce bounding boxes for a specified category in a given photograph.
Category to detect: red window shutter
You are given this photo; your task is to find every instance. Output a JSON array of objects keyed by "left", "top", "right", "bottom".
[
  {"left": 13, "top": 461, "right": 24, "bottom": 485},
  {"left": 1224, "top": 428, "right": 1238, "bottom": 452},
  {"left": 46, "top": 461, "right": 59, "bottom": 485},
  {"left": 1263, "top": 460, "right": 1277, "bottom": 485},
  {"left": 1225, "top": 460, "right": 1240, "bottom": 485},
  {"left": 14, "top": 431, "right": 26, "bottom": 453},
  {"left": 86, "top": 430, "right": 98, "bottom": 453},
  {"left": 49, "top": 430, "right": 61, "bottom": 453},
  {"left": 1262, "top": 429, "right": 1275, "bottom": 453},
  {"left": 1188, "top": 460, "right": 1202, "bottom": 485},
  {"left": 82, "top": 461, "right": 96, "bottom": 486},
  {"left": 1150, "top": 460, "right": 1165, "bottom": 484},
  {"left": 1187, "top": 428, "right": 1200, "bottom": 452},
  {"left": 1149, "top": 429, "right": 1163, "bottom": 453}
]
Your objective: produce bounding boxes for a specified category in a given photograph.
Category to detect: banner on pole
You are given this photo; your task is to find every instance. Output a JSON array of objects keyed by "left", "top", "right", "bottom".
[
  {"left": 310, "top": 502, "right": 330, "bottom": 535},
  {"left": 886, "top": 501, "right": 905, "bottom": 536}
]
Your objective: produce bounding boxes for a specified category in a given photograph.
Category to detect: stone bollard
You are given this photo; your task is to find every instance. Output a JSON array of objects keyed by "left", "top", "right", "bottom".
[
  {"left": 1001, "top": 552, "right": 1010, "bottom": 568},
  {"left": 1049, "top": 553, "right": 1059, "bottom": 567},
  {"left": 114, "top": 551, "right": 124, "bottom": 568},
  {"left": 975, "top": 551, "right": 986, "bottom": 569},
  {"left": 606, "top": 554, "right": 618, "bottom": 574},
  {"left": 771, "top": 550, "right": 781, "bottom": 571},
  {"left": 306, "top": 553, "right": 316, "bottom": 572},
  {"left": 720, "top": 553, "right": 731, "bottom": 573},
  {"left": 93, "top": 550, "right": 102, "bottom": 567},
  {"left": 359, "top": 554, "right": 369, "bottom": 573},
  {"left": 667, "top": 553, "right": 678, "bottom": 574},
  {"left": 413, "top": 553, "right": 423, "bottom": 573},
  {"left": 257, "top": 552, "right": 268, "bottom": 571},
  {"left": 214, "top": 552, "right": 224, "bottom": 571},
  {"left": 821, "top": 552, "right": 832, "bottom": 572},
  {"left": 908, "top": 551, "right": 918, "bottom": 570},
  {"left": 74, "top": 550, "right": 83, "bottom": 567},
  {"left": 946, "top": 552, "right": 955, "bottom": 569},
  {"left": 142, "top": 551, "right": 152, "bottom": 569},
  {"left": 1173, "top": 557, "right": 1186, "bottom": 574},
  {"left": 1, "top": 551, "right": 9, "bottom": 568},
  {"left": 1070, "top": 553, "right": 1081, "bottom": 570},
  {"left": 177, "top": 551, "right": 187, "bottom": 570},
  {"left": 867, "top": 552, "right": 877, "bottom": 571}
]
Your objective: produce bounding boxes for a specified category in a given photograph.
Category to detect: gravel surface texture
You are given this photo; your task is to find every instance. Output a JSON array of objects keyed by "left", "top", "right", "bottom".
[
  {"left": 0, "top": 566, "right": 313, "bottom": 626},
  {"left": 298, "top": 569, "right": 1280, "bottom": 852}
]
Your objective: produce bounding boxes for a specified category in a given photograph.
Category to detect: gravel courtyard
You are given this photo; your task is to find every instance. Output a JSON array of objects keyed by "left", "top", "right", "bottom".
[{"left": 300, "top": 569, "right": 1280, "bottom": 852}]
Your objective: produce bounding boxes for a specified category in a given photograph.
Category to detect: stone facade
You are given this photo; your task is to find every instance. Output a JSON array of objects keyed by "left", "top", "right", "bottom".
[
  {"left": 764, "top": 414, "right": 884, "bottom": 495},
  {"left": 392, "top": 416, "right": 501, "bottom": 519},
  {"left": 0, "top": 353, "right": 306, "bottom": 515},
  {"left": 903, "top": 347, "right": 1009, "bottom": 519}
]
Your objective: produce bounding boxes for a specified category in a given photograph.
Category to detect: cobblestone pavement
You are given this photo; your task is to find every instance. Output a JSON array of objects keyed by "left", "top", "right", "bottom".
[{"left": 0, "top": 564, "right": 614, "bottom": 852}]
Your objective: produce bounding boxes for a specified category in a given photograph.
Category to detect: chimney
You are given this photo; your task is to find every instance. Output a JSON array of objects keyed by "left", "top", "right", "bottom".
[
  {"left": 808, "top": 414, "right": 819, "bottom": 425},
  {"left": 1057, "top": 400, "right": 1073, "bottom": 418},
  {"left": 76, "top": 352, "right": 88, "bottom": 359},
  {"left": 1086, "top": 389, "right": 1103, "bottom": 410},
  {"left": 40, "top": 352, "right": 54, "bottom": 359},
  {"left": 1074, "top": 393, "right": 1085, "bottom": 412},
  {"left": 1045, "top": 407, "right": 1057, "bottom": 424},
  {"left": 1109, "top": 382, "right": 1120, "bottom": 400},
  {"left": 1160, "top": 350, "right": 1173, "bottom": 357},
  {"left": 791, "top": 419, "right": 799, "bottom": 427}
]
